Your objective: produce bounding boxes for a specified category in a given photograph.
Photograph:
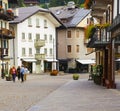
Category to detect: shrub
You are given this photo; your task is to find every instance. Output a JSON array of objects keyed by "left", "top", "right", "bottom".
[{"left": 73, "top": 74, "right": 79, "bottom": 80}]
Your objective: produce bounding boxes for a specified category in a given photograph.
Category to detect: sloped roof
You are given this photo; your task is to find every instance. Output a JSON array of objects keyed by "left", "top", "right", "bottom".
[
  {"left": 50, "top": 7, "right": 91, "bottom": 27},
  {"left": 10, "top": 6, "right": 64, "bottom": 27}
]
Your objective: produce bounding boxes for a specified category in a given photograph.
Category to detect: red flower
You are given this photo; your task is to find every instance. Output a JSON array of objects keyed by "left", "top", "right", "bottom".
[{"left": 7, "top": 9, "right": 13, "bottom": 13}]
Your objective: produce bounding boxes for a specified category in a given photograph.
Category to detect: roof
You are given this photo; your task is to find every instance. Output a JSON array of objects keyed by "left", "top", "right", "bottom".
[
  {"left": 10, "top": 6, "right": 63, "bottom": 26},
  {"left": 50, "top": 7, "right": 91, "bottom": 27}
]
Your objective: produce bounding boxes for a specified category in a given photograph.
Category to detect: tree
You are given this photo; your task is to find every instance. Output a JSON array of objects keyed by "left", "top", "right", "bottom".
[
  {"left": 18, "top": 0, "right": 25, "bottom": 7},
  {"left": 49, "top": 0, "right": 85, "bottom": 7},
  {"left": 49, "top": 0, "right": 65, "bottom": 7}
]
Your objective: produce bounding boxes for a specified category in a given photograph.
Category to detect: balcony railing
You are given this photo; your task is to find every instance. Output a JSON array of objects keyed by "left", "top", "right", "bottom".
[
  {"left": 115, "top": 36, "right": 120, "bottom": 45},
  {"left": 35, "top": 54, "right": 45, "bottom": 60},
  {"left": 34, "top": 39, "right": 45, "bottom": 47},
  {"left": 0, "top": 48, "right": 8, "bottom": 57},
  {"left": 108, "top": 14, "right": 120, "bottom": 31},
  {"left": 0, "top": 28, "right": 15, "bottom": 39},
  {"left": 87, "top": 28, "right": 111, "bottom": 48}
]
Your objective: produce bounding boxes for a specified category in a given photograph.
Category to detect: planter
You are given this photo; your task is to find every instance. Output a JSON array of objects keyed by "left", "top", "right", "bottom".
[
  {"left": 50, "top": 70, "right": 58, "bottom": 76},
  {"left": 6, "top": 76, "right": 12, "bottom": 81},
  {"left": 93, "top": 75, "right": 101, "bottom": 85},
  {"left": 73, "top": 74, "right": 79, "bottom": 80}
]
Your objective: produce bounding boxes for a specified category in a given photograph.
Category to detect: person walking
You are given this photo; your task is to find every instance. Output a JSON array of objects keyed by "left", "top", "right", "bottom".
[
  {"left": 17, "top": 66, "right": 21, "bottom": 80},
  {"left": 24, "top": 66, "right": 29, "bottom": 81},
  {"left": 11, "top": 66, "right": 17, "bottom": 82},
  {"left": 20, "top": 65, "right": 25, "bottom": 83}
]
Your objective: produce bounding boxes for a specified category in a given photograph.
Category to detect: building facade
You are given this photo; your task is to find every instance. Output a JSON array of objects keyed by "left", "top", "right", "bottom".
[
  {"left": 0, "top": 0, "right": 15, "bottom": 78},
  {"left": 85, "top": 0, "right": 115, "bottom": 88},
  {"left": 10, "top": 6, "right": 61, "bottom": 73},
  {"left": 50, "top": 4, "right": 95, "bottom": 73}
]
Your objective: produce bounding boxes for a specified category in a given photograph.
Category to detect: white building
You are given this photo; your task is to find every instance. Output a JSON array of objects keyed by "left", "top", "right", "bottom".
[{"left": 9, "top": 6, "right": 61, "bottom": 73}]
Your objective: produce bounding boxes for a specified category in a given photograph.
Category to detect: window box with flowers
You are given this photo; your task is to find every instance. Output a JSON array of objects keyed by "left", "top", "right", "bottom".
[{"left": 6, "top": 9, "right": 14, "bottom": 16}]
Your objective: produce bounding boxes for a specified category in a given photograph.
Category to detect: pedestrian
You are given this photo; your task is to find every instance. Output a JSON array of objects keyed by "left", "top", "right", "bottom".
[
  {"left": 20, "top": 65, "right": 25, "bottom": 83},
  {"left": 17, "top": 66, "right": 21, "bottom": 80},
  {"left": 11, "top": 66, "right": 17, "bottom": 82},
  {"left": 24, "top": 66, "right": 29, "bottom": 81}
]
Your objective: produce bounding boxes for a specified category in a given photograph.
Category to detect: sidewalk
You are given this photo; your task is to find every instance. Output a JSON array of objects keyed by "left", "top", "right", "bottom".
[{"left": 27, "top": 78, "right": 120, "bottom": 111}]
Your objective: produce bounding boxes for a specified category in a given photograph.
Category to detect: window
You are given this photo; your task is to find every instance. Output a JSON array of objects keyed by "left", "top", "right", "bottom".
[
  {"left": 28, "top": 33, "right": 32, "bottom": 41},
  {"left": 67, "top": 45, "right": 71, "bottom": 53},
  {"left": 22, "top": 48, "right": 26, "bottom": 56},
  {"left": 44, "top": 48, "right": 47, "bottom": 55},
  {"left": 36, "top": 48, "right": 40, "bottom": 54},
  {"left": 44, "top": 34, "right": 47, "bottom": 41},
  {"left": 22, "top": 33, "right": 25, "bottom": 40},
  {"left": 36, "top": 34, "right": 40, "bottom": 41},
  {"left": 49, "top": 34, "right": 52, "bottom": 42},
  {"left": 3, "top": 40, "right": 8, "bottom": 48},
  {"left": 76, "top": 45, "right": 79, "bottom": 53},
  {"left": 67, "top": 30, "right": 71, "bottom": 38},
  {"left": 44, "top": 19, "right": 48, "bottom": 28},
  {"left": 50, "top": 48, "right": 53, "bottom": 55},
  {"left": 28, "top": 18, "right": 32, "bottom": 27},
  {"left": 29, "top": 48, "right": 32, "bottom": 55},
  {"left": 76, "top": 30, "right": 79, "bottom": 38},
  {"left": 36, "top": 18, "right": 40, "bottom": 27}
]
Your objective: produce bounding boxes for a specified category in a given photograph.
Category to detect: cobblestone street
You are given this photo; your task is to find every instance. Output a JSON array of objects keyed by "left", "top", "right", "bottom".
[
  {"left": 0, "top": 73, "right": 120, "bottom": 111},
  {"left": 0, "top": 74, "right": 72, "bottom": 111}
]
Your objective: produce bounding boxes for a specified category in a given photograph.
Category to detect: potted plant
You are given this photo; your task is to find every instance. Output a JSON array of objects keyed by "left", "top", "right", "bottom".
[
  {"left": 5, "top": 69, "right": 12, "bottom": 81},
  {"left": 73, "top": 74, "right": 79, "bottom": 80},
  {"left": 50, "top": 70, "right": 58, "bottom": 76}
]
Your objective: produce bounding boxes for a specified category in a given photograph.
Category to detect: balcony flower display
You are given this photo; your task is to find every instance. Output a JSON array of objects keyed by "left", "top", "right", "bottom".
[
  {"left": 96, "top": 23, "right": 110, "bottom": 29},
  {"left": 6, "top": 9, "right": 14, "bottom": 19},
  {"left": 7, "top": 9, "right": 13, "bottom": 14},
  {"left": 84, "top": 25, "right": 96, "bottom": 39},
  {"left": 84, "top": 23, "right": 110, "bottom": 39}
]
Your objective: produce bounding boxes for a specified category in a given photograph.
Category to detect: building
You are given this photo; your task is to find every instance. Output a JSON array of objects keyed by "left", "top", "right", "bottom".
[
  {"left": 108, "top": 0, "right": 120, "bottom": 85},
  {"left": 50, "top": 3, "right": 95, "bottom": 73},
  {"left": 0, "top": 0, "right": 15, "bottom": 78},
  {"left": 9, "top": 6, "right": 62, "bottom": 73},
  {"left": 85, "top": 0, "right": 115, "bottom": 88}
]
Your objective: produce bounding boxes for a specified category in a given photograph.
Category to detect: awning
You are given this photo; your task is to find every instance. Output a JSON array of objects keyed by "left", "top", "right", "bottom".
[
  {"left": 45, "top": 59, "right": 58, "bottom": 62},
  {"left": 115, "top": 59, "right": 120, "bottom": 62},
  {"left": 22, "top": 58, "right": 37, "bottom": 62},
  {"left": 76, "top": 59, "right": 95, "bottom": 64}
]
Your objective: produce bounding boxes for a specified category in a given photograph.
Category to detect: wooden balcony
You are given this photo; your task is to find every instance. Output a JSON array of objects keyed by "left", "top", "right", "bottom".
[
  {"left": 0, "top": 48, "right": 8, "bottom": 57},
  {"left": 35, "top": 54, "right": 45, "bottom": 60},
  {"left": 34, "top": 39, "right": 45, "bottom": 47},
  {"left": 0, "top": 28, "right": 15, "bottom": 39},
  {"left": 91, "top": 0, "right": 112, "bottom": 18},
  {"left": 0, "top": 8, "right": 14, "bottom": 21}
]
